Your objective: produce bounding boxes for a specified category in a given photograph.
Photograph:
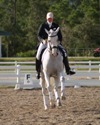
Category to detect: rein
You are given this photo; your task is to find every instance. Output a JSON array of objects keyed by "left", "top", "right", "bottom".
[{"left": 52, "top": 46, "right": 58, "bottom": 49}]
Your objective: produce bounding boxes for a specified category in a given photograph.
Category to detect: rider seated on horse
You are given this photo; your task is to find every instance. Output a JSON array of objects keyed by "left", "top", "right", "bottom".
[{"left": 36, "top": 12, "right": 75, "bottom": 79}]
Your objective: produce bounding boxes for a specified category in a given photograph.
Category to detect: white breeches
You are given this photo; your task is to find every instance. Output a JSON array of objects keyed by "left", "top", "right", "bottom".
[{"left": 36, "top": 42, "right": 47, "bottom": 60}]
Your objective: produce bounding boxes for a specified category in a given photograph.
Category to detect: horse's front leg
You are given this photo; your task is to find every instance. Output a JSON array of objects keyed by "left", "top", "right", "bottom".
[
  {"left": 60, "top": 73, "right": 66, "bottom": 100},
  {"left": 40, "top": 77, "right": 48, "bottom": 110},
  {"left": 44, "top": 72, "right": 55, "bottom": 108},
  {"left": 54, "top": 76, "right": 62, "bottom": 107}
]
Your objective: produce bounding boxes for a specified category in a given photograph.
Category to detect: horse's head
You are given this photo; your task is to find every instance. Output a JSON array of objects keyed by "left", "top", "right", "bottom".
[{"left": 45, "top": 27, "right": 60, "bottom": 56}]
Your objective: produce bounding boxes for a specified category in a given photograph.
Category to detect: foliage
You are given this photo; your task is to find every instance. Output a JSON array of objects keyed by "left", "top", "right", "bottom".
[
  {"left": 0, "top": 0, "right": 100, "bottom": 57},
  {"left": 16, "top": 50, "right": 36, "bottom": 57},
  {"left": 0, "top": 57, "right": 100, "bottom": 62}
]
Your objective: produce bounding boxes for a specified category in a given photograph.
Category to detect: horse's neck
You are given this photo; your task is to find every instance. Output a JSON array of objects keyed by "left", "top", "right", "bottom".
[{"left": 46, "top": 43, "right": 52, "bottom": 52}]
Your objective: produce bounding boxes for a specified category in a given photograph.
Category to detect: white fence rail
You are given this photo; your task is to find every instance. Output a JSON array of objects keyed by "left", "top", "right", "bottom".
[{"left": 0, "top": 61, "right": 100, "bottom": 89}]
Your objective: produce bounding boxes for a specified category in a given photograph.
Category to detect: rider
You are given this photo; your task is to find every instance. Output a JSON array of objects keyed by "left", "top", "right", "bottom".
[{"left": 36, "top": 12, "right": 75, "bottom": 79}]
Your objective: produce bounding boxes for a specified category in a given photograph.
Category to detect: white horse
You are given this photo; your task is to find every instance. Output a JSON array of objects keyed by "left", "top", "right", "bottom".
[{"left": 40, "top": 27, "right": 65, "bottom": 110}]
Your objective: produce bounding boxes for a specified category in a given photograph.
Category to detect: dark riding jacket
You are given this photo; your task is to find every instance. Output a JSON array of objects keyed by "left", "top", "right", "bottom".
[{"left": 37, "top": 22, "right": 62, "bottom": 43}]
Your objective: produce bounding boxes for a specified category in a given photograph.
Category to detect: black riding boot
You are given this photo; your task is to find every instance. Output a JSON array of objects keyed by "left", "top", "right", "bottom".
[
  {"left": 58, "top": 46, "right": 75, "bottom": 75},
  {"left": 35, "top": 48, "right": 46, "bottom": 79},
  {"left": 63, "top": 57, "right": 75, "bottom": 75},
  {"left": 35, "top": 59, "right": 41, "bottom": 79}
]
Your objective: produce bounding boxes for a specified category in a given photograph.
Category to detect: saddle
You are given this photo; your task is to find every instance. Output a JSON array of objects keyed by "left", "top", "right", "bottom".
[{"left": 40, "top": 48, "right": 46, "bottom": 62}]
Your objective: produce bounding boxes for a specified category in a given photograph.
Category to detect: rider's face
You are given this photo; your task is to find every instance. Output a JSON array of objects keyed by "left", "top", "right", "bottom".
[{"left": 47, "top": 18, "right": 53, "bottom": 23}]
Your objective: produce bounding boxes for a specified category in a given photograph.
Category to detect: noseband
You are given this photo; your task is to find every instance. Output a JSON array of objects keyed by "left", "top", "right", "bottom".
[
  {"left": 51, "top": 46, "right": 58, "bottom": 49},
  {"left": 49, "top": 34, "right": 57, "bottom": 37}
]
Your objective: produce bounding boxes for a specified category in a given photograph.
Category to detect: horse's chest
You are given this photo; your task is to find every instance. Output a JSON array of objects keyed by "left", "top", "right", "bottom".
[
  {"left": 43, "top": 58, "right": 63, "bottom": 72},
  {"left": 42, "top": 52, "right": 63, "bottom": 73}
]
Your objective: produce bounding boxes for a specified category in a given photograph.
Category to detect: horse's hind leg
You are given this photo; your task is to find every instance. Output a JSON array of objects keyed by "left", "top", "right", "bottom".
[
  {"left": 40, "top": 77, "right": 48, "bottom": 110},
  {"left": 60, "top": 75, "right": 66, "bottom": 100}
]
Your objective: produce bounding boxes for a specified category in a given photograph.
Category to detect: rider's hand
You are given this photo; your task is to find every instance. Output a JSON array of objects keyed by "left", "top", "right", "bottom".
[{"left": 42, "top": 39, "right": 47, "bottom": 44}]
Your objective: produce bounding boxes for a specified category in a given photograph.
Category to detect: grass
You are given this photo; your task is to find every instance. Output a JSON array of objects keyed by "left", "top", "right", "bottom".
[
  {"left": 0, "top": 57, "right": 35, "bottom": 62},
  {"left": 0, "top": 85, "right": 15, "bottom": 89},
  {"left": 69, "top": 56, "right": 100, "bottom": 61},
  {"left": 0, "top": 57, "right": 100, "bottom": 62}
]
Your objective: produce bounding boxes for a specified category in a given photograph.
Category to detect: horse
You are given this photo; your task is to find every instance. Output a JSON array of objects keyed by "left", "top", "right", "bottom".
[{"left": 39, "top": 27, "right": 66, "bottom": 110}]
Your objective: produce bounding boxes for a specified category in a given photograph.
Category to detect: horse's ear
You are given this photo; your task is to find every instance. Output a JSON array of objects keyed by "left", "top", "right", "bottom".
[
  {"left": 45, "top": 29, "right": 49, "bottom": 35},
  {"left": 55, "top": 27, "right": 60, "bottom": 33}
]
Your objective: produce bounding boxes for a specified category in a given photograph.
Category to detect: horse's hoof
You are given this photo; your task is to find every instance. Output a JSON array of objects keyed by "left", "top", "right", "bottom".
[
  {"left": 61, "top": 96, "right": 66, "bottom": 100},
  {"left": 44, "top": 105, "right": 48, "bottom": 110},
  {"left": 57, "top": 98, "right": 62, "bottom": 107},
  {"left": 50, "top": 103, "right": 56, "bottom": 108},
  {"left": 44, "top": 107, "right": 48, "bottom": 110},
  {"left": 51, "top": 104, "right": 56, "bottom": 108},
  {"left": 57, "top": 101, "right": 62, "bottom": 107}
]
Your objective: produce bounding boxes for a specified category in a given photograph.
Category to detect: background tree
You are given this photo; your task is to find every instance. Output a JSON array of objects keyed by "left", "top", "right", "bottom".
[{"left": 0, "top": 0, "right": 100, "bottom": 57}]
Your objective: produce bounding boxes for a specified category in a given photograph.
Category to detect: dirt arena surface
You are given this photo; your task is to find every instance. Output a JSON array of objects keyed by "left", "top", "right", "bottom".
[{"left": 0, "top": 87, "right": 100, "bottom": 125}]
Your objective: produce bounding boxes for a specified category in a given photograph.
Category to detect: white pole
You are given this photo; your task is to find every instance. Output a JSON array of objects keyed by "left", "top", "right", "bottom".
[
  {"left": 0, "top": 36, "right": 2, "bottom": 57},
  {"left": 17, "top": 65, "right": 20, "bottom": 83},
  {"left": 14, "top": 65, "right": 21, "bottom": 90},
  {"left": 99, "top": 64, "right": 100, "bottom": 80},
  {"left": 87, "top": 61, "right": 91, "bottom": 79},
  {"left": 89, "top": 61, "right": 91, "bottom": 72},
  {"left": 15, "top": 61, "right": 17, "bottom": 72}
]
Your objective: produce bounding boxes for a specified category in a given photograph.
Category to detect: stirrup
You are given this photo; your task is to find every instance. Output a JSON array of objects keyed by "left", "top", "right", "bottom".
[
  {"left": 67, "top": 70, "right": 75, "bottom": 75},
  {"left": 36, "top": 73, "right": 40, "bottom": 79}
]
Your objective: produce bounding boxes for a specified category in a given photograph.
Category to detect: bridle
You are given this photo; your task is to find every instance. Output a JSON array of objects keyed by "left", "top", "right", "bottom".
[
  {"left": 49, "top": 34, "right": 57, "bottom": 38},
  {"left": 47, "top": 34, "right": 59, "bottom": 56},
  {"left": 45, "top": 27, "right": 60, "bottom": 56}
]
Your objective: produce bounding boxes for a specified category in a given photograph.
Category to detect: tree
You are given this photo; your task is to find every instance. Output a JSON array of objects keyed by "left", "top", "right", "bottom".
[{"left": 0, "top": 0, "right": 99, "bottom": 57}]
